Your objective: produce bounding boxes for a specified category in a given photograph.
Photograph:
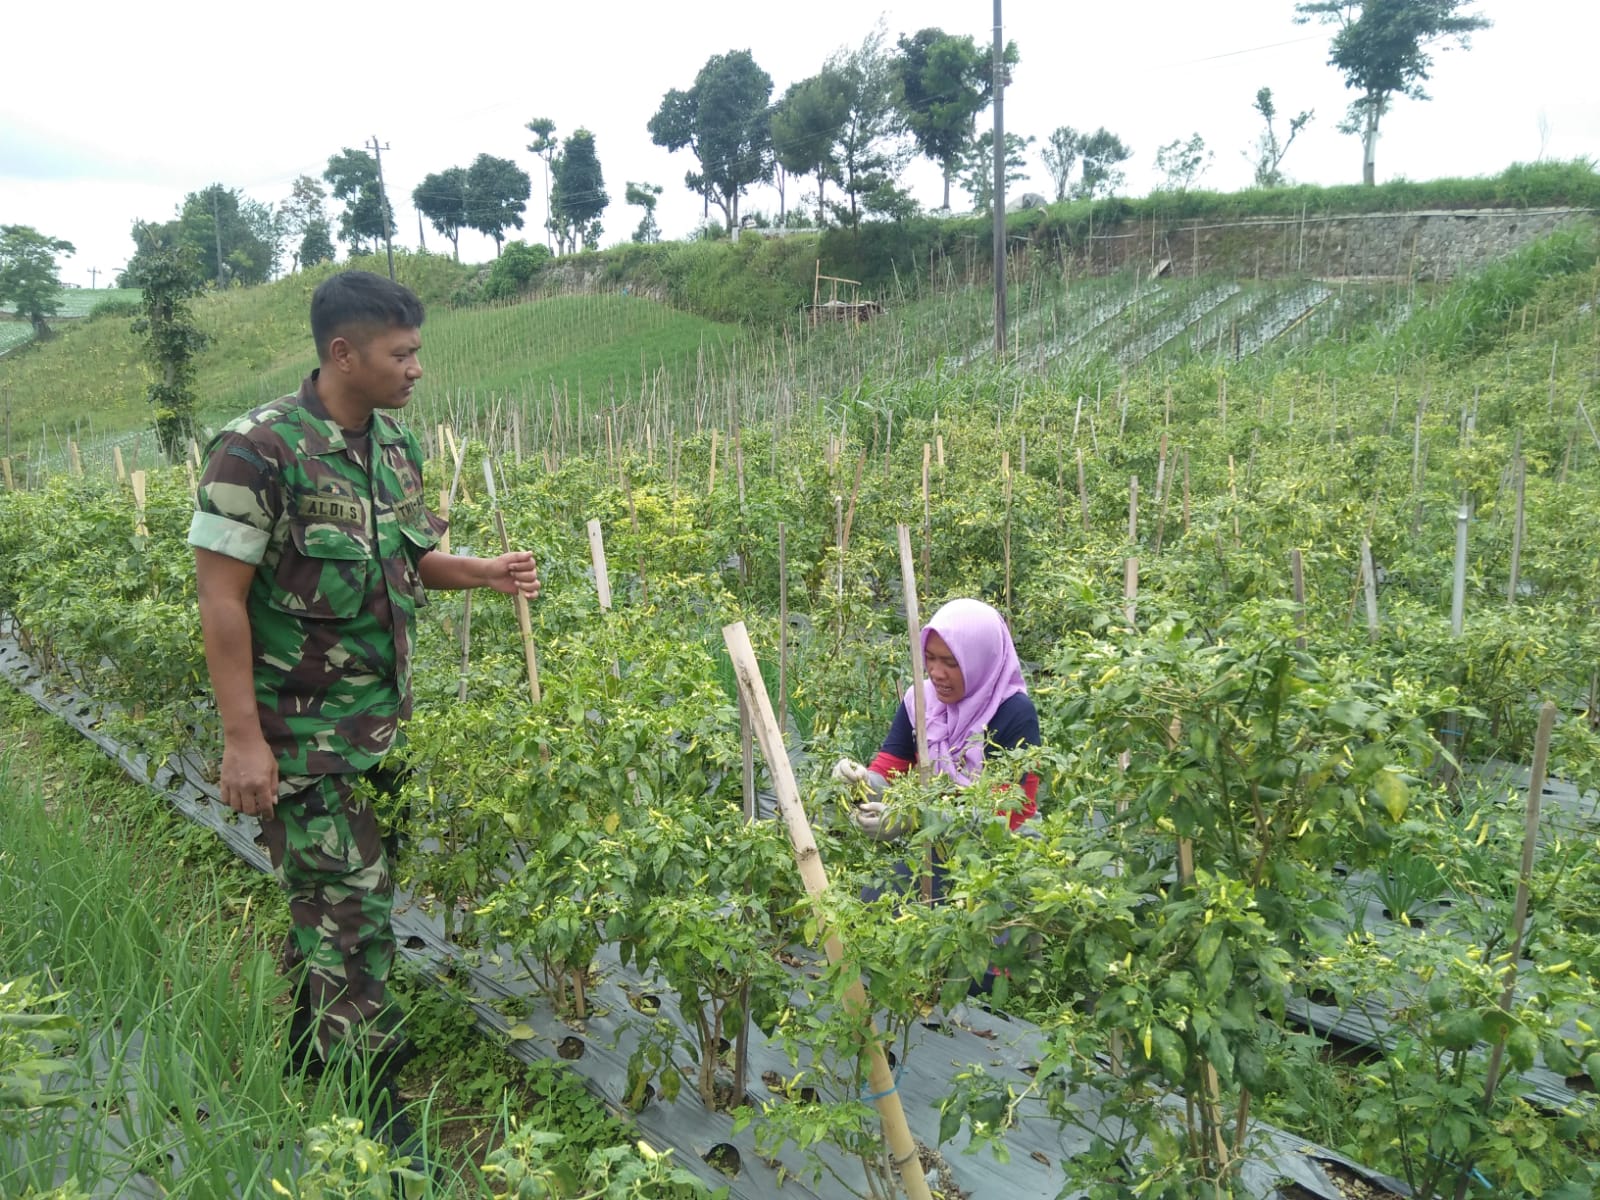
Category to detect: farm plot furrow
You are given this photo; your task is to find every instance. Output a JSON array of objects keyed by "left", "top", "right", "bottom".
[
  {"left": 1, "top": 630, "right": 1416, "bottom": 1200},
  {"left": 1033, "top": 280, "right": 1168, "bottom": 367},
  {"left": 1112, "top": 283, "right": 1243, "bottom": 365},
  {"left": 1223, "top": 284, "right": 1335, "bottom": 359}
]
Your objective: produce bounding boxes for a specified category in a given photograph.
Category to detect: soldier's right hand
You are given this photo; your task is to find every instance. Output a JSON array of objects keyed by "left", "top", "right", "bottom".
[{"left": 220, "top": 734, "right": 279, "bottom": 819}]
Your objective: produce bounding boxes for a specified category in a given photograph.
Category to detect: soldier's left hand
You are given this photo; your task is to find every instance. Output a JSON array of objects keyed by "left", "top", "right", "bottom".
[{"left": 486, "top": 551, "right": 541, "bottom": 599}]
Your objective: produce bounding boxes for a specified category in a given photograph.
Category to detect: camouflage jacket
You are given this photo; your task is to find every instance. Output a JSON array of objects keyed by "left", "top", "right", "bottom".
[{"left": 188, "top": 373, "right": 447, "bottom": 775}]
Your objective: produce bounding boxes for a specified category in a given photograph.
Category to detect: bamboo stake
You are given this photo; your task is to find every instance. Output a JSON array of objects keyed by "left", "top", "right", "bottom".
[
  {"left": 935, "top": 434, "right": 944, "bottom": 469},
  {"left": 1507, "top": 457, "right": 1525, "bottom": 606},
  {"left": 778, "top": 522, "right": 789, "bottom": 733},
  {"left": 68, "top": 440, "right": 82, "bottom": 476},
  {"left": 1003, "top": 452, "right": 1014, "bottom": 616},
  {"left": 1451, "top": 498, "right": 1470, "bottom": 638},
  {"left": 623, "top": 472, "right": 648, "bottom": 604},
  {"left": 587, "top": 519, "right": 613, "bottom": 611},
  {"left": 721, "top": 622, "right": 935, "bottom": 1200},
  {"left": 1181, "top": 449, "right": 1191, "bottom": 535},
  {"left": 113, "top": 445, "right": 126, "bottom": 483},
  {"left": 841, "top": 450, "right": 866, "bottom": 555},
  {"left": 1124, "top": 558, "right": 1139, "bottom": 629},
  {"left": 1227, "top": 455, "right": 1240, "bottom": 548},
  {"left": 485, "top": 459, "right": 541, "bottom": 705},
  {"left": 921, "top": 443, "right": 931, "bottom": 583},
  {"left": 897, "top": 525, "right": 935, "bottom": 905},
  {"left": 1459, "top": 702, "right": 1557, "bottom": 1200},
  {"left": 733, "top": 692, "right": 757, "bottom": 1109},
  {"left": 131, "top": 471, "right": 148, "bottom": 538},
  {"left": 457, "top": 591, "right": 473, "bottom": 704},
  {"left": 1290, "top": 549, "right": 1307, "bottom": 651},
  {"left": 708, "top": 428, "right": 719, "bottom": 496},
  {"left": 184, "top": 460, "right": 197, "bottom": 496},
  {"left": 437, "top": 488, "right": 452, "bottom": 555},
  {"left": 1361, "top": 538, "right": 1380, "bottom": 644},
  {"left": 1076, "top": 448, "right": 1090, "bottom": 533},
  {"left": 1, "top": 458, "right": 12, "bottom": 491},
  {"left": 1127, "top": 475, "right": 1139, "bottom": 545}
]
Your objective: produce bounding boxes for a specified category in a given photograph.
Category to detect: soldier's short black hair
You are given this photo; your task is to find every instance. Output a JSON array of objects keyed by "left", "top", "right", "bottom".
[{"left": 311, "top": 270, "right": 425, "bottom": 360}]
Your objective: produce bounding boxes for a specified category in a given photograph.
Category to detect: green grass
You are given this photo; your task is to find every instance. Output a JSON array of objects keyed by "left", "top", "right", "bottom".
[{"left": 0, "top": 686, "right": 685, "bottom": 1198}]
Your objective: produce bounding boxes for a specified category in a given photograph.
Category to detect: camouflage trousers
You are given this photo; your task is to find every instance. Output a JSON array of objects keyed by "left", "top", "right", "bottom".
[{"left": 260, "top": 768, "right": 407, "bottom": 1069}]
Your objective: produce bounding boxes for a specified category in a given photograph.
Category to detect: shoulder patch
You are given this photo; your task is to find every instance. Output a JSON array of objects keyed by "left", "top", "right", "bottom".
[{"left": 226, "top": 443, "right": 271, "bottom": 471}]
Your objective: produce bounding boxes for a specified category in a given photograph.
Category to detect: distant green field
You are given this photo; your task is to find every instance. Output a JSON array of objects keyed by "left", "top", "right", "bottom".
[
  {"left": 0, "top": 287, "right": 141, "bottom": 320},
  {"left": 0, "top": 321, "right": 33, "bottom": 357}
]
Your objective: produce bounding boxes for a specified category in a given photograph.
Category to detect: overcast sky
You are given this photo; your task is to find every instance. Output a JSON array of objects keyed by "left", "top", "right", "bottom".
[{"left": 3, "top": 0, "right": 1595, "bottom": 289}]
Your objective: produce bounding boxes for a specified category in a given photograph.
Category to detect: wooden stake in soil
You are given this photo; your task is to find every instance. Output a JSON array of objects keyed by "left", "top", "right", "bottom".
[
  {"left": 721, "top": 621, "right": 935, "bottom": 1200},
  {"left": 131, "top": 470, "right": 148, "bottom": 538},
  {"left": 841, "top": 450, "right": 866, "bottom": 555},
  {"left": 1507, "top": 457, "right": 1525, "bottom": 606},
  {"left": 733, "top": 692, "right": 757, "bottom": 1109},
  {"left": 1290, "top": 549, "right": 1307, "bottom": 651},
  {"left": 708, "top": 428, "right": 719, "bottom": 497},
  {"left": 1076, "top": 448, "right": 1090, "bottom": 533},
  {"left": 920, "top": 443, "right": 932, "bottom": 583},
  {"left": 1360, "top": 538, "right": 1380, "bottom": 644},
  {"left": 1, "top": 457, "right": 12, "bottom": 491},
  {"left": 484, "top": 459, "right": 541, "bottom": 705},
  {"left": 113, "top": 445, "right": 127, "bottom": 484},
  {"left": 1003, "top": 451, "right": 1014, "bottom": 616},
  {"left": 1451, "top": 498, "right": 1470, "bottom": 638},
  {"left": 457, "top": 590, "right": 473, "bottom": 704},
  {"left": 897, "top": 524, "right": 935, "bottom": 904},
  {"left": 587, "top": 519, "right": 613, "bottom": 611},
  {"left": 623, "top": 472, "right": 649, "bottom": 604},
  {"left": 778, "top": 522, "right": 789, "bottom": 734},
  {"left": 1459, "top": 701, "right": 1557, "bottom": 1200},
  {"left": 68, "top": 440, "right": 82, "bottom": 477}
]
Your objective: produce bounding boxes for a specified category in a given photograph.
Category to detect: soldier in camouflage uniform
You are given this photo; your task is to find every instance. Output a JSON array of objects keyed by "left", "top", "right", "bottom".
[{"left": 189, "top": 271, "right": 540, "bottom": 1106}]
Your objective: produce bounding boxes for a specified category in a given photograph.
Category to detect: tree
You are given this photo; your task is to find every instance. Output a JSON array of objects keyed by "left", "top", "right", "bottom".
[
  {"left": 770, "top": 71, "right": 849, "bottom": 228},
  {"left": 299, "top": 219, "right": 335, "bottom": 269},
  {"left": 323, "top": 148, "right": 393, "bottom": 254},
  {"left": 549, "top": 130, "right": 608, "bottom": 254},
  {"left": 826, "top": 28, "right": 915, "bottom": 229},
  {"left": 277, "top": 175, "right": 329, "bottom": 272},
  {"left": 1295, "top": 0, "right": 1490, "bottom": 186},
  {"left": 625, "top": 182, "right": 663, "bottom": 244},
  {"left": 178, "top": 184, "right": 278, "bottom": 286},
  {"left": 1040, "top": 127, "right": 1080, "bottom": 203},
  {"left": 1154, "top": 133, "right": 1214, "bottom": 192},
  {"left": 525, "top": 117, "right": 559, "bottom": 252},
  {"left": 126, "top": 231, "right": 207, "bottom": 458},
  {"left": 464, "top": 155, "right": 531, "bottom": 257},
  {"left": 1076, "top": 128, "right": 1133, "bottom": 199},
  {"left": 0, "top": 225, "right": 75, "bottom": 338},
  {"left": 957, "top": 131, "right": 1034, "bottom": 212},
  {"left": 894, "top": 28, "right": 1017, "bottom": 210},
  {"left": 414, "top": 167, "right": 471, "bottom": 260},
  {"left": 1246, "top": 87, "right": 1314, "bottom": 187},
  {"left": 649, "top": 50, "right": 774, "bottom": 232}
]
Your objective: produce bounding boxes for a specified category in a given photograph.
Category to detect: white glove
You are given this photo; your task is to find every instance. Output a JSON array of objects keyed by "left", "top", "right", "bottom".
[
  {"left": 832, "top": 758, "right": 869, "bottom": 785},
  {"left": 852, "top": 800, "right": 911, "bottom": 842},
  {"left": 834, "top": 758, "right": 888, "bottom": 800}
]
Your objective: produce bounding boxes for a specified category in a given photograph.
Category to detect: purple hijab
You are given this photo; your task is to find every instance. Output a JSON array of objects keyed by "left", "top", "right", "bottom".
[{"left": 904, "top": 598, "right": 1027, "bottom": 785}]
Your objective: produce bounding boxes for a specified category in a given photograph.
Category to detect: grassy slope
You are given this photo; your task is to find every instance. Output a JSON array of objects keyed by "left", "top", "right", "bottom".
[{"left": 0, "top": 278, "right": 744, "bottom": 461}]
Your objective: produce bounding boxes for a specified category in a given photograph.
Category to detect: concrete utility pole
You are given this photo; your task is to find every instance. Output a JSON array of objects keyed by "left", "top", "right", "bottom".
[
  {"left": 992, "top": 0, "right": 1007, "bottom": 359},
  {"left": 211, "top": 189, "right": 225, "bottom": 287},
  {"left": 367, "top": 135, "right": 397, "bottom": 282},
  {"left": 87, "top": 267, "right": 100, "bottom": 289}
]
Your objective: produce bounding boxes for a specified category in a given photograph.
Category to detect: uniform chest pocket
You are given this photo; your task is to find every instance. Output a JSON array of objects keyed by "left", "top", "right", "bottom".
[{"left": 267, "top": 523, "right": 375, "bottom": 620}]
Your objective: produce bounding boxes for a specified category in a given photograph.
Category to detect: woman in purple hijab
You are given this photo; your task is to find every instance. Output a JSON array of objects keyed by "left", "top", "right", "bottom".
[{"left": 833, "top": 597, "right": 1041, "bottom": 840}]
